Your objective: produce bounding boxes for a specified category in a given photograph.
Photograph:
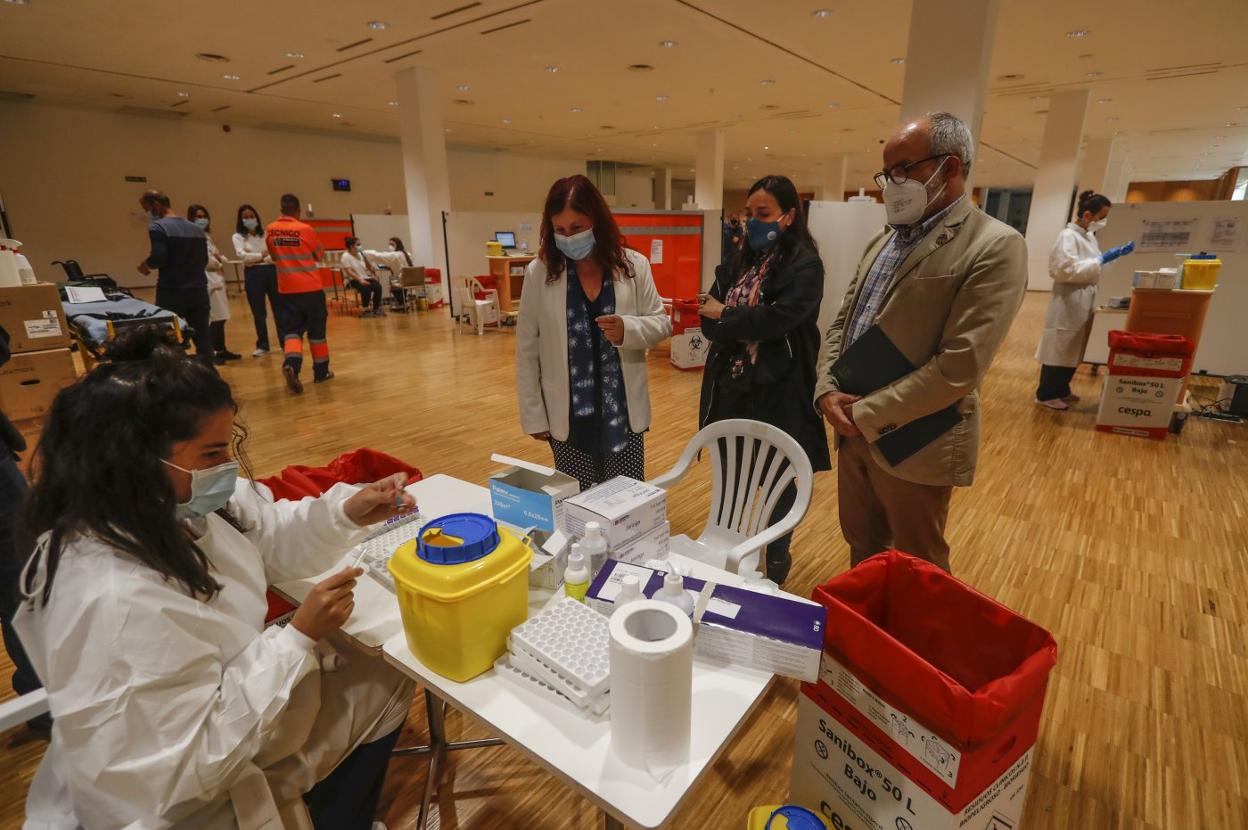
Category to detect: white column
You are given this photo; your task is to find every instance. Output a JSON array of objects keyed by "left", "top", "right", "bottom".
[
  {"left": 654, "top": 167, "right": 673, "bottom": 210},
  {"left": 694, "top": 130, "right": 725, "bottom": 211},
  {"left": 899, "top": 0, "right": 1000, "bottom": 178},
  {"left": 814, "top": 156, "right": 848, "bottom": 201},
  {"left": 396, "top": 67, "right": 451, "bottom": 282},
  {"left": 1077, "top": 136, "right": 1128, "bottom": 201},
  {"left": 1023, "top": 89, "right": 1090, "bottom": 291},
  {"left": 1104, "top": 153, "right": 1132, "bottom": 203}
]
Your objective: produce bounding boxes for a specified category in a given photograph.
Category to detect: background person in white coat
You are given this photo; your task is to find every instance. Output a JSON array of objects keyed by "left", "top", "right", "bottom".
[
  {"left": 515, "top": 175, "right": 671, "bottom": 490},
  {"left": 15, "top": 327, "right": 415, "bottom": 829},
  {"left": 189, "top": 203, "right": 241, "bottom": 364},
  {"left": 1035, "top": 190, "right": 1135, "bottom": 410}
]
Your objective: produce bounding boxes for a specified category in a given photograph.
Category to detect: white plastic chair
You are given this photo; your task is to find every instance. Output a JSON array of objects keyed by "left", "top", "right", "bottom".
[
  {"left": 454, "top": 276, "right": 501, "bottom": 335},
  {"left": 648, "top": 418, "right": 813, "bottom": 576}
]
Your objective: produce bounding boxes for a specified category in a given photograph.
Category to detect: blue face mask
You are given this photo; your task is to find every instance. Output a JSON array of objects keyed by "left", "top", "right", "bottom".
[
  {"left": 163, "top": 458, "right": 240, "bottom": 520},
  {"left": 242, "top": 217, "right": 259, "bottom": 231},
  {"left": 193, "top": 217, "right": 210, "bottom": 230},
  {"left": 554, "top": 227, "right": 595, "bottom": 261},
  {"left": 746, "top": 216, "right": 783, "bottom": 251}
]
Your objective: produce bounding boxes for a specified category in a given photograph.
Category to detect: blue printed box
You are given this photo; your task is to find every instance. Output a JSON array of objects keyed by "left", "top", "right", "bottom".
[{"left": 489, "top": 454, "right": 580, "bottom": 534}]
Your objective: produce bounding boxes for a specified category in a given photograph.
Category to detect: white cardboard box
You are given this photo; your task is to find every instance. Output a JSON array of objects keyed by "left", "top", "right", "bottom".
[
  {"left": 670, "top": 328, "right": 709, "bottom": 369},
  {"left": 489, "top": 454, "right": 580, "bottom": 534},
  {"left": 790, "top": 692, "right": 1032, "bottom": 830},
  {"left": 611, "top": 521, "right": 670, "bottom": 565},
  {"left": 561, "top": 476, "right": 667, "bottom": 548},
  {"left": 1096, "top": 375, "right": 1182, "bottom": 434}
]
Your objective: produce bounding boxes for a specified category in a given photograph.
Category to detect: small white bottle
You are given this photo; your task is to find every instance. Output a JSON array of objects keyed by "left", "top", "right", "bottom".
[
  {"left": 653, "top": 570, "right": 694, "bottom": 616},
  {"left": 580, "top": 521, "right": 609, "bottom": 577},
  {"left": 563, "top": 546, "right": 590, "bottom": 603},
  {"left": 611, "top": 575, "right": 643, "bottom": 617}
]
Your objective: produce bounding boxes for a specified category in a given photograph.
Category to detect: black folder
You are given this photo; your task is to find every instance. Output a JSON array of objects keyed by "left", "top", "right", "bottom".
[{"left": 830, "top": 325, "right": 962, "bottom": 466}]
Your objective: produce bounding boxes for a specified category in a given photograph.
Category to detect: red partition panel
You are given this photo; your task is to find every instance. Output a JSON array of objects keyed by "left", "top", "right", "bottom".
[
  {"left": 307, "top": 218, "right": 354, "bottom": 288},
  {"left": 613, "top": 211, "right": 703, "bottom": 300}
]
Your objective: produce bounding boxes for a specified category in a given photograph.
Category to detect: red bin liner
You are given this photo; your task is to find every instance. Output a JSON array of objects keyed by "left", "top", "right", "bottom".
[
  {"left": 258, "top": 447, "right": 422, "bottom": 501},
  {"left": 1106, "top": 330, "right": 1192, "bottom": 355},
  {"left": 813, "top": 551, "right": 1057, "bottom": 750}
]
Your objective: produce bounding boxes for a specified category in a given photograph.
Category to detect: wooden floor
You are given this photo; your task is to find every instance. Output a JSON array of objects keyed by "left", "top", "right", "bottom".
[{"left": 2, "top": 287, "right": 1246, "bottom": 829}]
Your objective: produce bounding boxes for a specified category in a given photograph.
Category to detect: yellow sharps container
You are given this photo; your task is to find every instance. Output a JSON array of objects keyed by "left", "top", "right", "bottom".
[{"left": 389, "top": 513, "right": 532, "bottom": 681}]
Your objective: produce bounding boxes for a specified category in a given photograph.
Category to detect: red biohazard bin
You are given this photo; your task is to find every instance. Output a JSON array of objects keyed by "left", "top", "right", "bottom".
[
  {"left": 424, "top": 267, "right": 444, "bottom": 308},
  {"left": 670, "top": 298, "right": 702, "bottom": 336},
  {"left": 804, "top": 551, "right": 1057, "bottom": 814},
  {"left": 1096, "top": 331, "right": 1194, "bottom": 440}
]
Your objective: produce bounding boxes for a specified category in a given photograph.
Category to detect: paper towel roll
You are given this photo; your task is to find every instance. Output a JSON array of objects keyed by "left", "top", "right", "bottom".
[{"left": 608, "top": 599, "right": 693, "bottom": 774}]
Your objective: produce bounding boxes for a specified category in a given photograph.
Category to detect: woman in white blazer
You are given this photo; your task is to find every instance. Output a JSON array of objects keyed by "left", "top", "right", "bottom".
[
  {"left": 515, "top": 175, "right": 671, "bottom": 489},
  {"left": 1034, "top": 190, "right": 1135, "bottom": 410}
]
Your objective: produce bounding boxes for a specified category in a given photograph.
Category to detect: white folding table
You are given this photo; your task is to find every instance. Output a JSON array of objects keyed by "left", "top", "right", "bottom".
[{"left": 277, "top": 473, "right": 776, "bottom": 829}]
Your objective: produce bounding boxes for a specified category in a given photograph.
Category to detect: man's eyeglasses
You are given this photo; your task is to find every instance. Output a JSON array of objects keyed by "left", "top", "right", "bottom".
[{"left": 873, "top": 154, "right": 949, "bottom": 189}]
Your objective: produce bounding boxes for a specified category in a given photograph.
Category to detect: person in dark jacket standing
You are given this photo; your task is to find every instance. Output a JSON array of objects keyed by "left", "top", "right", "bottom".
[
  {"left": 698, "top": 174, "right": 830, "bottom": 584},
  {"left": 135, "top": 189, "right": 213, "bottom": 364}
]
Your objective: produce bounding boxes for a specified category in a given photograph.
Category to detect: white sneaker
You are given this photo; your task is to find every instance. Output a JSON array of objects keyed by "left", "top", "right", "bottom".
[
  {"left": 1036, "top": 398, "right": 1069, "bottom": 411},
  {"left": 252, "top": 348, "right": 269, "bottom": 357}
]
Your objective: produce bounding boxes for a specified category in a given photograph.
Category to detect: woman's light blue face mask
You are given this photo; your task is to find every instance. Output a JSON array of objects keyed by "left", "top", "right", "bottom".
[
  {"left": 163, "top": 458, "right": 239, "bottom": 520},
  {"left": 554, "top": 227, "right": 595, "bottom": 261}
]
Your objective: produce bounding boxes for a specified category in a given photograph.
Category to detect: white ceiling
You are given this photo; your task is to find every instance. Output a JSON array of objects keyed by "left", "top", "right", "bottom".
[{"left": 1, "top": 0, "right": 1245, "bottom": 191}]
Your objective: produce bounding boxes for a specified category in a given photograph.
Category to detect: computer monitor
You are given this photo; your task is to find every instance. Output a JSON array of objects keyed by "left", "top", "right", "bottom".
[{"left": 494, "top": 231, "right": 517, "bottom": 249}]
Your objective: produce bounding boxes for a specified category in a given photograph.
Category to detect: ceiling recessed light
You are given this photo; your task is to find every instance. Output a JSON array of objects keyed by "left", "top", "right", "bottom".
[
  {"left": 196, "top": 52, "right": 231, "bottom": 62},
  {"left": 285, "top": 51, "right": 304, "bottom": 59},
  {"left": 387, "top": 100, "right": 398, "bottom": 106},
  {"left": 1225, "top": 122, "right": 1238, "bottom": 127},
  {"left": 570, "top": 106, "right": 583, "bottom": 113},
  {"left": 545, "top": 65, "right": 560, "bottom": 73},
  {"left": 1086, "top": 71, "right": 1102, "bottom": 77},
  {"left": 177, "top": 91, "right": 190, "bottom": 98},
  {"left": 1066, "top": 29, "right": 1089, "bottom": 38},
  {"left": 1097, "top": 98, "right": 1112, "bottom": 103},
  {"left": 760, "top": 79, "right": 777, "bottom": 86},
  {"left": 457, "top": 84, "right": 470, "bottom": 91},
  {"left": 827, "top": 102, "right": 839, "bottom": 108},
  {"left": 368, "top": 20, "right": 390, "bottom": 30},
  {"left": 656, "top": 95, "right": 669, "bottom": 102},
  {"left": 444, "top": 128, "right": 453, "bottom": 133},
  {"left": 222, "top": 74, "right": 241, "bottom": 81},
  {"left": 812, "top": 9, "right": 833, "bottom": 18},
  {"left": 502, "top": 118, "right": 512, "bottom": 124},
  {"left": 890, "top": 57, "right": 906, "bottom": 65},
  {"left": 763, "top": 145, "right": 770, "bottom": 150},
  {"left": 659, "top": 40, "right": 678, "bottom": 48},
  {"left": 2, "top": 0, "right": 32, "bottom": 5},
  {"left": 331, "top": 112, "right": 342, "bottom": 118}
]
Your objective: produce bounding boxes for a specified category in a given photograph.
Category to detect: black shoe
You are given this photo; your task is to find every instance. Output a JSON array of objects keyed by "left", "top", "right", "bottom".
[
  {"left": 282, "top": 364, "right": 304, "bottom": 394},
  {"left": 313, "top": 370, "right": 335, "bottom": 384},
  {"left": 214, "top": 354, "right": 227, "bottom": 365},
  {"left": 221, "top": 350, "right": 243, "bottom": 361}
]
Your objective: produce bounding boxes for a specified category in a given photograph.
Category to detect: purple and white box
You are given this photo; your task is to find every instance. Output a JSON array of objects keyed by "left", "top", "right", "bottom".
[{"left": 587, "top": 561, "right": 826, "bottom": 682}]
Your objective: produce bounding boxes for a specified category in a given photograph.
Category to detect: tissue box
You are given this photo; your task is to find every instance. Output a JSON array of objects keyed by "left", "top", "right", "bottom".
[
  {"left": 586, "top": 561, "right": 826, "bottom": 682},
  {"left": 562, "top": 476, "right": 667, "bottom": 547},
  {"left": 489, "top": 454, "right": 580, "bottom": 534}
]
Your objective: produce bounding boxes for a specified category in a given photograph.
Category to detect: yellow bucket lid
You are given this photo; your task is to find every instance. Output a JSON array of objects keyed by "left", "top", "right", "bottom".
[{"left": 388, "top": 513, "right": 531, "bottom": 601}]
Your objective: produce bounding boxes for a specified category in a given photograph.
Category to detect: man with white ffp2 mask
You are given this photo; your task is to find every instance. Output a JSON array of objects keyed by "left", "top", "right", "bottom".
[{"left": 813, "top": 112, "right": 1027, "bottom": 573}]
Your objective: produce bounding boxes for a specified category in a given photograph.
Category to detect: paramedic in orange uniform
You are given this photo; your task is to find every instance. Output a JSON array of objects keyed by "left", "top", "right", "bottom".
[{"left": 265, "top": 193, "right": 331, "bottom": 393}]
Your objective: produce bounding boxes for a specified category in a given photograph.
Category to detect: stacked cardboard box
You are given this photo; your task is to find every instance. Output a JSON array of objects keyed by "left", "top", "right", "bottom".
[{"left": 0, "top": 283, "right": 76, "bottom": 421}]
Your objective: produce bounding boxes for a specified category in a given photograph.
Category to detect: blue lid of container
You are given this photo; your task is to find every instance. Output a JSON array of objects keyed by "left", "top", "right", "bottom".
[
  {"left": 416, "top": 512, "right": 500, "bottom": 564},
  {"left": 1189, "top": 252, "right": 1217, "bottom": 259},
  {"left": 764, "top": 806, "right": 825, "bottom": 830}
]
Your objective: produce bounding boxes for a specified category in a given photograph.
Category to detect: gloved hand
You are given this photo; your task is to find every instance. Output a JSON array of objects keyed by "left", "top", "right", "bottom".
[{"left": 1101, "top": 240, "right": 1135, "bottom": 264}]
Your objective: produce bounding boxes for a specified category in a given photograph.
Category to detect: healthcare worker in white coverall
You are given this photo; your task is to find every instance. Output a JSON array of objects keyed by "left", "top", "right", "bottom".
[
  {"left": 14, "top": 326, "right": 415, "bottom": 830},
  {"left": 1034, "top": 189, "right": 1135, "bottom": 410}
]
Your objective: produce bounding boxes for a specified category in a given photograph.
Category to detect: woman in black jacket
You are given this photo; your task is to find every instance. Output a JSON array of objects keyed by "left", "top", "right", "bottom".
[{"left": 698, "top": 175, "right": 831, "bottom": 584}]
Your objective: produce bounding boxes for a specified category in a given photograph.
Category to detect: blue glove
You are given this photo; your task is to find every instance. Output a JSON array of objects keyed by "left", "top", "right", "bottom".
[{"left": 1101, "top": 240, "right": 1135, "bottom": 264}]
